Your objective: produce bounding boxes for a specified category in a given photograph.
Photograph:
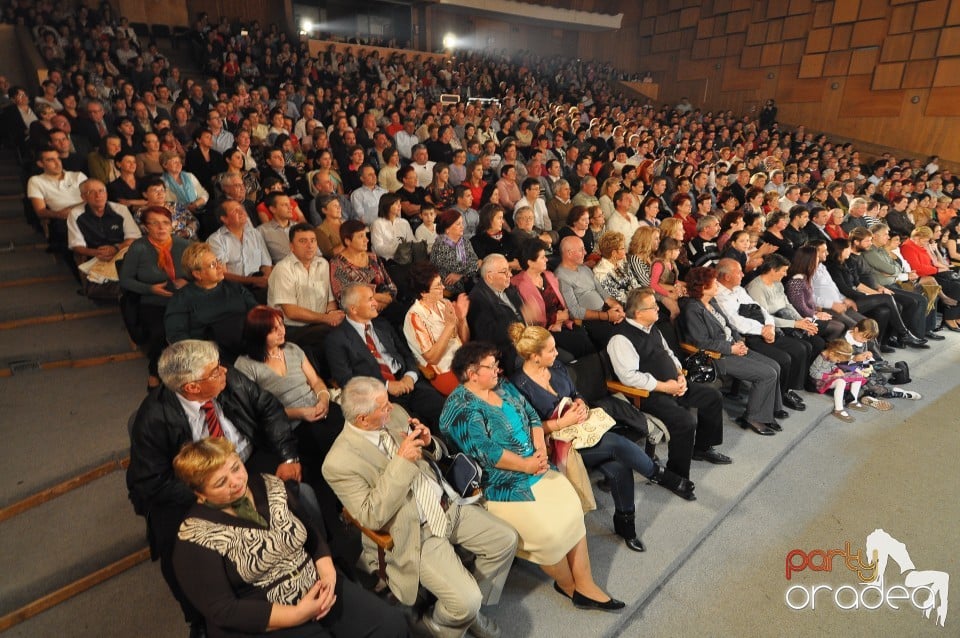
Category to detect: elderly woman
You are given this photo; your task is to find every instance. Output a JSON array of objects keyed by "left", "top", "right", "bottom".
[
  {"left": 430, "top": 209, "right": 480, "bottom": 296},
  {"left": 161, "top": 150, "right": 208, "bottom": 216},
  {"left": 164, "top": 242, "right": 257, "bottom": 364},
  {"left": 141, "top": 177, "right": 199, "bottom": 240},
  {"left": 120, "top": 206, "right": 191, "bottom": 388},
  {"left": 593, "top": 231, "right": 645, "bottom": 305},
  {"left": 508, "top": 324, "right": 694, "bottom": 552},
  {"left": 171, "top": 438, "right": 406, "bottom": 638},
  {"left": 440, "top": 341, "right": 625, "bottom": 612},
  {"left": 403, "top": 262, "right": 470, "bottom": 396},
  {"left": 330, "top": 219, "right": 397, "bottom": 312},
  {"left": 680, "top": 266, "right": 786, "bottom": 436}
]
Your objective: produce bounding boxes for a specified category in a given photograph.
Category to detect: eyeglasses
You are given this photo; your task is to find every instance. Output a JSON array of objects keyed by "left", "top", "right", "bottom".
[
  {"left": 198, "top": 259, "right": 224, "bottom": 271},
  {"left": 191, "top": 362, "right": 225, "bottom": 385},
  {"left": 635, "top": 305, "right": 658, "bottom": 311}
]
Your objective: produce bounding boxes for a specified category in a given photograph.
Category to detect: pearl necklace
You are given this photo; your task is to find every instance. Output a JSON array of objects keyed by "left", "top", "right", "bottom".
[{"left": 267, "top": 349, "right": 284, "bottom": 361}]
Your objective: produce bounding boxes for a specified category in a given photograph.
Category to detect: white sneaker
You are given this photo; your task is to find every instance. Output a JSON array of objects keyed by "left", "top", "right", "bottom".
[{"left": 891, "top": 387, "right": 922, "bottom": 400}]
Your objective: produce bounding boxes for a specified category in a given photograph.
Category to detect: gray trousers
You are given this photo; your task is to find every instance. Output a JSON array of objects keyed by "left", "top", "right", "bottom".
[{"left": 717, "top": 350, "right": 783, "bottom": 422}]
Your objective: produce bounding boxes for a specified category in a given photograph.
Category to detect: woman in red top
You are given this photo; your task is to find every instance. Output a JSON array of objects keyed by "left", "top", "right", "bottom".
[{"left": 900, "top": 225, "right": 960, "bottom": 330}]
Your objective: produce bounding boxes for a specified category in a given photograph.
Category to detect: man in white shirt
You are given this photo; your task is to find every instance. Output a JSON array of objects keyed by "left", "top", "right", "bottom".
[
  {"left": 349, "top": 164, "right": 388, "bottom": 225},
  {"left": 607, "top": 287, "right": 730, "bottom": 472},
  {"left": 410, "top": 144, "right": 436, "bottom": 189},
  {"left": 393, "top": 117, "right": 419, "bottom": 160},
  {"left": 714, "top": 259, "right": 810, "bottom": 412},
  {"left": 267, "top": 223, "right": 345, "bottom": 375},
  {"left": 207, "top": 200, "right": 273, "bottom": 301},
  {"left": 27, "top": 148, "right": 87, "bottom": 250}
]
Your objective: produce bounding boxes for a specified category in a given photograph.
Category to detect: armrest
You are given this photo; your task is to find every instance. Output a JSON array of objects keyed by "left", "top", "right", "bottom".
[
  {"left": 342, "top": 508, "right": 394, "bottom": 551},
  {"left": 679, "top": 342, "right": 721, "bottom": 358},
  {"left": 605, "top": 380, "right": 649, "bottom": 401}
]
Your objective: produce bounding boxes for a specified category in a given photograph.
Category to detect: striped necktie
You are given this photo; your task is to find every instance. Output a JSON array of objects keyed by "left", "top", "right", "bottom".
[
  {"left": 364, "top": 324, "right": 397, "bottom": 381},
  {"left": 200, "top": 400, "right": 224, "bottom": 438},
  {"left": 379, "top": 430, "right": 449, "bottom": 538}
]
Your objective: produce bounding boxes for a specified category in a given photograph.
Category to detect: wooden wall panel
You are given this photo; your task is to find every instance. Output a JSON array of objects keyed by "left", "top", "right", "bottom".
[
  {"left": 833, "top": 0, "right": 862, "bottom": 22},
  {"left": 913, "top": 0, "right": 949, "bottom": 29},
  {"left": 889, "top": 4, "right": 917, "bottom": 32},
  {"left": 851, "top": 19, "right": 887, "bottom": 47},
  {"left": 903, "top": 59, "right": 938, "bottom": 86},
  {"left": 949, "top": 0, "right": 960, "bottom": 23},
  {"left": 926, "top": 86, "right": 960, "bottom": 114},
  {"left": 850, "top": 47, "right": 881, "bottom": 73},
  {"left": 572, "top": 0, "right": 960, "bottom": 162},
  {"left": 841, "top": 75, "right": 904, "bottom": 116}
]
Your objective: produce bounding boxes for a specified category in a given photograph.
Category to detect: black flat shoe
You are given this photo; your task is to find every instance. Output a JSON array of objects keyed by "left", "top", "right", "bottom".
[
  {"left": 879, "top": 344, "right": 896, "bottom": 353},
  {"left": 945, "top": 323, "right": 960, "bottom": 332},
  {"left": 554, "top": 581, "right": 572, "bottom": 600},
  {"left": 766, "top": 420, "right": 783, "bottom": 432},
  {"left": 692, "top": 446, "right": 734, "bottom": 463},
  {"left": 572, "top": 591, "right": 626, "bottom": 612},
  {"left": 774, "top": 409, "right": 790, "bottom": 419},
  {"left": 736, "top": 416, "right": 776, "bottom": 436},
  {"left": 926, "top": 331, "right": 946, "bottom": 340}
]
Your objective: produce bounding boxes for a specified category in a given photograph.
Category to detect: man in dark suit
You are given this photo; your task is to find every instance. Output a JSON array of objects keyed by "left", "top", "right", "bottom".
[
  {"left": 467, "top": 253, "right": 527, "bottom": 374},
  {"left": 74, "top": 99, "right": 115, "bottom": 148},
  {"left": 326, "top": 283, "right": 445, "bottom": 431},
  {"left": 126, "top": 339, "right": 309, "bottom": 637}
]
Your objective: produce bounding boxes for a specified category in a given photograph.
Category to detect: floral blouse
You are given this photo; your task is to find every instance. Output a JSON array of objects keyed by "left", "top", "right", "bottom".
[{"left": 329, "top": 252, "right": 397, "bottom": 300}]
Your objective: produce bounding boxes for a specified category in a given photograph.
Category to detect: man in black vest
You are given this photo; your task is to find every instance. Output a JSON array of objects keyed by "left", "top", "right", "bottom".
[{"left": 607, "top": 287, "right": 731, "bottom": 476}]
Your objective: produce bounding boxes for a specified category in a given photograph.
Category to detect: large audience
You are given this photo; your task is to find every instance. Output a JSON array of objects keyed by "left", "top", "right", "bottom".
[{"left": 5, "top": 2, "right": 960, "bottom": 637}]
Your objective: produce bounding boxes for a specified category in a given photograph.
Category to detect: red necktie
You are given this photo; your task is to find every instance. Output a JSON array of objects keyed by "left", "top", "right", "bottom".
[
  {"left": 200, "top": 400, "right": 224, "bottom": 438},
  {"left": 364, "top": 324, "right": 396, "bottom": 381},
  {"left": 97, "top": 121, "right": 107, "bottom": 137}
]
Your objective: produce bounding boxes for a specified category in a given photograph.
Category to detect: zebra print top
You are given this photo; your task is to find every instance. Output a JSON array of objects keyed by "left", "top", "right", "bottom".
[{"left": 177, "top": 474, "right": 318, "bottom": 607}]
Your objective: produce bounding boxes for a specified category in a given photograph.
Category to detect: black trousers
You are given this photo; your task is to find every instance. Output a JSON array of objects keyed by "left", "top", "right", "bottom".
[
  {"left": 637, "top": 382, "right": 724, "bottom": 479},
  {"left": 744, "top": 333, "right": 813, "bottom": 392},
  {"left": 853, "top": 293, "right": 905, "bottom": 339},
  {"left": 888, "top": 286, "right": 929, "bottom": 336}
]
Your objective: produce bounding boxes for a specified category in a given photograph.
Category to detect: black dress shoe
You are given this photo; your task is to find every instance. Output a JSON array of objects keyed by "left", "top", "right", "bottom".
[
  {"left": 766, "top": 420, "right": 783, "bottom": 432},
  {"left": 623, "top": 536, "right": 647, "bottom": 552},
  {"left": 902, "top": 332, "right": 929, "bottom": 348},
  {"left": 736, "top": 416, "right": 776, "bottom": 436},
  {"left": 783, "top": 391, "right": 806, "bottom": 410},
  {"left": 692, "top": 446, "right": 734, "bottom": 463},
  {"left": 572, "top": 591, "right": 626, "bottom": 611},
  {"left": 926, "top": 331, "right": 946, "bottom": 340},
  {"left": 554, "top": 581, "right": 572, "bottom": 600},
  {"left": 886, "top": 335, "right": 905, "bottom": 349},
  {"left": 774, "top": 409, "right": 790, "bottom": 419},
  {"left": 879, "top": 343, "right": 896, "bottom": 353}
]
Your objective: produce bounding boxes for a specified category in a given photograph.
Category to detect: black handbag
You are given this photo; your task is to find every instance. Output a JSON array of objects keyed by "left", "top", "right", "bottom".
[
  {"left": 683, "top": 350, "right": 718, "bottom": 383},
  {"left": 738, "top": 302, "right": 766, "bottom": 324},
  {"left": 428, "top": 437, "right": 483, "bottom": 504},
  {"left": 393, "top": 239, "right": 428, "bottom": 265}
]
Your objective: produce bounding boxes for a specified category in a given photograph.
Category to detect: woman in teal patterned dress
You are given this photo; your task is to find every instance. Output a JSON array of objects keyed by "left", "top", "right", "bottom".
[{"left": 439, "top": 341, "right": 624, "bottom": 612}]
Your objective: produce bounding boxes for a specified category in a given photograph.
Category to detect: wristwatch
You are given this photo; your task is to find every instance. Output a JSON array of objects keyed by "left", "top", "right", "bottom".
[{"left": 283, "top": 457, "right": 300, "bottom": 464}]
